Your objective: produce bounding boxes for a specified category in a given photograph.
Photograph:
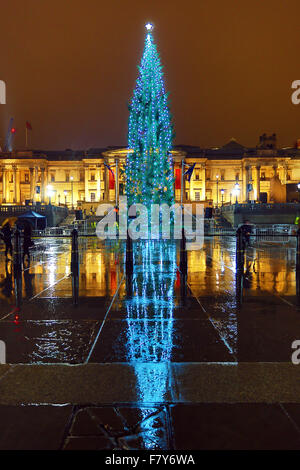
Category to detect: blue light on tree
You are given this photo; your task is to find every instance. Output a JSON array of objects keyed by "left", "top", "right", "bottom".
[{"left": 126, "top": 23, "right": 175, "bottom": 207}]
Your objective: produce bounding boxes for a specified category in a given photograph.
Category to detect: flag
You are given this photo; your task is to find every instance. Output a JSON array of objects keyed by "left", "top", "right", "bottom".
[
  {"left": 104, "top": 162, "right": 114, "bottom": 178},
  {"left": 104, "top": 162, "right": 115, "bottom": 189},
  {"left": 184, "top": 163, "right": 196, "bottom": 182},
  {"left": 26, "top": 121, "right": 32, "bottom": 131}
]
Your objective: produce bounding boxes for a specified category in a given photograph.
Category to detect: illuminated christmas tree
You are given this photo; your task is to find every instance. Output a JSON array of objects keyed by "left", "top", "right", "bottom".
[{"left": 126, "top": 23, "right": 174, "bottom": 207}]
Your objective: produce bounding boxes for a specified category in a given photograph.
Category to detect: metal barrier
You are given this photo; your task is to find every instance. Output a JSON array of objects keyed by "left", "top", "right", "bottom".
[{"left": 253, "top": 225, "right": 294, "bottom": 245}]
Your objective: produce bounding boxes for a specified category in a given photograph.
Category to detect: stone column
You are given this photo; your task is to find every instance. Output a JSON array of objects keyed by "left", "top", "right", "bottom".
[
  {"left": 242, "top": 165, "right": 247, "bottom": 202},
  {"left": 96, "top": 164, "right": 101, "bottom": 202},
  {"left": 29, "top": 167, "right": 34, "bottom": 202},
  {"left": 1, "top": 167, "right": 5, "bottom": 203},
  {"left": 245, "top": 165, "right": 251, "bottom": 202},
  {"left": 201, "top": 165, "right": 206, "bottom": 201},
  {"left": 256, "top": 165, "right": 261, "bottom": 202},
  {"left": 32, "top": 167, "right": 38, "bottom": 203},
  {"left": 41, "top": 167, "right": 45, "bottom": 203},
  {"left": 13, "top": 166, "right": 17, "bottom": 203},
  {"left": 84, "top": 166, "right": 89, "bottom": 202},
  {"left": 5, "top": 169, "right": 10, "bottom": 202},
  {"left": 104, "top": 159, "right": 109, "bottom": 201}
]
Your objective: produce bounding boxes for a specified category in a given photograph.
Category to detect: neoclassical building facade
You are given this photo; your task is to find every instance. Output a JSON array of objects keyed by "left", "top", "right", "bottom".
[{"left": 0, "top": 135, "right": 300, "bottom": 207}]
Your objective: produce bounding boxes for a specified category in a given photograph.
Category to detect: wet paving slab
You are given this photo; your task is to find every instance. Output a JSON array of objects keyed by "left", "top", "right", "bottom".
[
  {"left": 0, "top": 237, "right": 299, "bottom": 365},
  {"left": 2, "top": 402, "right": 300, "bottom": 450},
  {"left": 0, "top": 236, "right": 300, "bottom": 449}
]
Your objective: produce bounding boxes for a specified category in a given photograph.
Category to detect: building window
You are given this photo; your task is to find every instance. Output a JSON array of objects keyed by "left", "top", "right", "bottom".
[
  {"left": 66, "top": 173, "right": 70, "bottom": 182},
  {"left": 50, "top": 173, "right": 55, "bottom": 182},
  {"left": 235, "top": 173, "right": 240, "bottom": 181},
  {"left": 206, "top": 170, "right": 211, "bottom": 181},
  {"left": 261, "top": 172, "right": 266, "bottom": 181},
  {"left": 195, "top": 191, "right": 200, "bottom": 201},
  {"left": 221, "top": 170, "right": 225, "bottom": 181},
  {"left": 195, "top": 170, "right": 199, "bottom": 180},
  {"left": 25, "top": 173, "right": 29, "bottom": 183},
  {"left": 90, "top": 192, "right": 95, "bottom": 202},
  {"left": 91, "top": 173, "right": 95, "bottom": 181},
  {"left": 80, "top": 172, "right": 84, "bottom": 182},
  {"left": 287, "top": 171, "right": 291, "bottom": 181}
]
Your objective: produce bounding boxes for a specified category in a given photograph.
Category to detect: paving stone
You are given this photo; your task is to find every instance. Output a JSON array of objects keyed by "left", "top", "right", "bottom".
[
  {"left": 171, "top": 404, "right": 300, "bottom": 450},
  {"left": 70, "top": 408, "right": 103, "bottom": 436},
  {"left": 0, "top": 364, "right": 140, "bottom": 405},
  {"left": 63, "top": 436, "right": 112, "bottom": 450},
  {"left": 0, "top": 405, "right": 72, "bottom": 450}
]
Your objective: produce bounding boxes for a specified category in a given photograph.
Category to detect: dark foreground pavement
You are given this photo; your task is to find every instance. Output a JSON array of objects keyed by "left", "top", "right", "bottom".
[{"left": 1, "top": 237, "right": 300, "bottom": 450}]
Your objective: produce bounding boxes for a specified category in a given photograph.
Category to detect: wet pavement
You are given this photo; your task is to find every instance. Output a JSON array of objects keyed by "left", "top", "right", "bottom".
[{"left": 0, "top": 235, "right": 300, "bottom": 449}]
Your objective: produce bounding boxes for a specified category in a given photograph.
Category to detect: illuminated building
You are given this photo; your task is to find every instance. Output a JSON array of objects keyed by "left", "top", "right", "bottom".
[{"left": 0, "top": 134, "right": 300, "bottom": 207}]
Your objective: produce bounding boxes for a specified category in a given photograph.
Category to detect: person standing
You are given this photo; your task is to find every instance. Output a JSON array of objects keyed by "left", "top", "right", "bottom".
[
  {"left": 0, "top": 222, "right": 13, "bottom": 259},
  {"left": 238, "top": 219, "right": 253, "bottom": 248}
]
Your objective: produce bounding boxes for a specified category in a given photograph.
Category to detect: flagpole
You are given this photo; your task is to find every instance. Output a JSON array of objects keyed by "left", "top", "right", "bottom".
[
  {"left": 25, "top": 127, "right": 28, "bottom": 148},
  {"left": 181, "top": 159, "right": 185, "bottom": 207},
  {"left": 115, "top": 159, "right": 119, "bottom": 207}
]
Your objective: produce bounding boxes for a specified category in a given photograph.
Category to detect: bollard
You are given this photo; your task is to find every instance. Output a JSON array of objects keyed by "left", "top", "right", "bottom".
[
  {"left": 296, "top": 229, "right": 300, "bottom": 306},
  {"left": 126, "top": 272, "right": 133, "bottom": 298},
  {"left": 179, "top": 227, "right": 188, "bottom": 275},
  {"left": 236, "top": 227, "right": 244, "bottom": 265},
  {"left": 13, "top": 229, "right": 22, "bottom": 272},
  {"left": 297, "top": 229, "right": 300, "bottom": 269},
  {"left": 126, "top": 230, "right": 133, "bottom": 275},
  {"left": 235, "top": 228, "right": 244, "bottom": 307},
  {"left": 71, "top": 229, "right": 79, "bottom": 305},
  {"left": 235, "top": 264, "right": 243, "bottom": 308},
  {"left": 180, "top": 272, "right": 187, "bottom": 305}
]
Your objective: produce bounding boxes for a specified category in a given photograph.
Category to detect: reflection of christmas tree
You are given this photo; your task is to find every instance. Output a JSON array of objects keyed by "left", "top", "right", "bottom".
[
  {"left": 125, "top": 240, "right": 176, "bottom": 449},
  {"left": 126, "top": 24, "right": 174, "bottom": 207}
]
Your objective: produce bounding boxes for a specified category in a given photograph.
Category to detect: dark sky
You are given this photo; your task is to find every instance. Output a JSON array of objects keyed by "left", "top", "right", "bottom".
[{"left": 0, "top": 0, "right": 300, "bottom": 150}]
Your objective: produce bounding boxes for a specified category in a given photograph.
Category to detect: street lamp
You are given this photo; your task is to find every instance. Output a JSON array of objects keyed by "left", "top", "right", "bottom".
[
  {"left": 216, "top": 175, "right": 219, "bottom": 208},
  {"left": 47, "top": 185, "right": 54, "bottom": 205},
  {"left": 70, "top": 176, "right": 74, "bottom": 209},
  {"left": 221, "top": 188, "right": 225, "bottom": 206},
  {"left": 233, "top": 183, "right": 240, "bottom": 204},
  {"left": 64, "top": 190, "right": 68, "bottom": 206}
]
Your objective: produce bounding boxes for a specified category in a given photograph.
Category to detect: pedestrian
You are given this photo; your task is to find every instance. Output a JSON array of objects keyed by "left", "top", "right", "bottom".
[
  {"left": 238, "top": 219, "right": 253, "bottom": 248},
  {"left": 0, "top": 222, "right": 13, "bottom": 259},
  {"left": 23, "top": 221, "right": 33, "bottom": 264}
]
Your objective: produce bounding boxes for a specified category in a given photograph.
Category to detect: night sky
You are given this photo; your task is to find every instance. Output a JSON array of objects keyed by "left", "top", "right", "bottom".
[{"left": 0, "top": 0, "right": 300, "bottom": 150}]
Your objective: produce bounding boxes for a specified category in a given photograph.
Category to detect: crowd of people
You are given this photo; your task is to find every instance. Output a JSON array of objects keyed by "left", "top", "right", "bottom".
[{"left": 0, "top": 221, "right": 33, "bottom": 264}]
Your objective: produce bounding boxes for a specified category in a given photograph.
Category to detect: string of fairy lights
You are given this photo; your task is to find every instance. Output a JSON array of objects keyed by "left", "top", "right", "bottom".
[{"left": 126, "top": 23, "right": 175, "bottom": 207}]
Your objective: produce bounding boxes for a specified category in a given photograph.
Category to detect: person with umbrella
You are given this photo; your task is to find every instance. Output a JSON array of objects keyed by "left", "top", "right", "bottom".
[{"left": 0, "top": 222, "right": 13, "bottom": 259}]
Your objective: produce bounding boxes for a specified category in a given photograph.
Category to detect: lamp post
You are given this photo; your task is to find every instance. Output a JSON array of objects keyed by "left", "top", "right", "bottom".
[
  {"left": 47, "top": 185, "right": 53, "bottom": 205},
  {"left": 64, "top": 190, "right": 68, "bottom": 206},
  {"left": 233, "top": 183, "right": 240, "bottom": 204},
  {"left": 297, "top": 183, "right": 300, "bottom": 202},
  {"left": 216, "top": 175, "right": 219, "bottom": 208},
  {"left": 70, "top": 176, "right": 74, "bottom": 209},
  {"left": 221, "top": 188, "right": 225, "bottom": 206},
  {"left": 58, "top": 193, "right": 61, "bottom": 206}
]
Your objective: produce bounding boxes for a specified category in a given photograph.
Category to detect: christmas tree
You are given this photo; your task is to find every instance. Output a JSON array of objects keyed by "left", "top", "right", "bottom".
[{"left": 126, "top": 23, "right": 174, "bottom": 207}]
